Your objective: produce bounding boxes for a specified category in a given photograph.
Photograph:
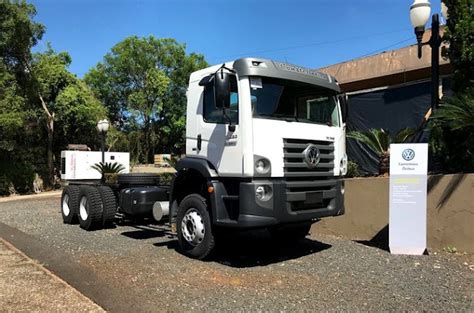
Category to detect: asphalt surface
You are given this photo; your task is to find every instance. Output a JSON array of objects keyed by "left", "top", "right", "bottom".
[{"left": 0, "top": 196, "right": 472, "bottom": 312}]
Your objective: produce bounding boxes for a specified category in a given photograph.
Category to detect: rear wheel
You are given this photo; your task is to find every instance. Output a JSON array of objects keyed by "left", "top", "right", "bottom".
[
  {"left": 78, "top": 186, "right": 103, "bottom": 231},
  {"left": 61, "top": 186, "right": 80, "bottom": 224},
  {"left": 97, "top": 186, "right": 117, "bottom": 226},
  {"left": 176, "top": 194, "right": 215, "bottom": 260}
]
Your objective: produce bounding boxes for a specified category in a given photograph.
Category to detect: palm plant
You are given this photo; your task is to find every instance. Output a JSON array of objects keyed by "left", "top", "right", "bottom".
[
  {"left": 432, "top": 91, "right": 474, "bottom": 131},
  {"left": 347, "top": 128, "right": 416, "bottom": 175},
  {"left": 91, "top": 162, "right": 125, "bottom": 175}
]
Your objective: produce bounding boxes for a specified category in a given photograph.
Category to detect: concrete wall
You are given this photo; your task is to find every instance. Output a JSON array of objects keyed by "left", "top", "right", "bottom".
[
  {"left": 317, "top": 28, "right": 452, "bottom": 93},
  {"left": 312, "top": 174, "right": 474, "bottom": 253}
]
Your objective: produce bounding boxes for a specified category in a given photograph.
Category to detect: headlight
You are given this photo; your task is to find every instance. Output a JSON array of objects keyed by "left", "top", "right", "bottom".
[
  {"left": 340, "top": 154, "right": 348, "bottom": 176},
  {"left": 254, "top": 158, "right": 271, "bottom": 175},
  {"left": 255, "top": 185, "right": 273, "bottom": 201}
]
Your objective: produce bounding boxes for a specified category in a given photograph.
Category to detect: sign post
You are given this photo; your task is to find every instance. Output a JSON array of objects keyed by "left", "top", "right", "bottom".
[{"left": 389, "top": 143, "right": 428, "bottom": 255}]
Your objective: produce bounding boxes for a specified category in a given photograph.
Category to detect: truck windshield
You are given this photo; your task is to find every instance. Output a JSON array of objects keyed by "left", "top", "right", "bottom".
[{"left": 250, "top": 77, "right": 340, "bottom": 127}]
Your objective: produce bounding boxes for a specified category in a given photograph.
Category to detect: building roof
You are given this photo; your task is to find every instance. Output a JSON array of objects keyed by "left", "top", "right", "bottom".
[{"left": 318, "top": 28, "right": 452, "bottom": 92}]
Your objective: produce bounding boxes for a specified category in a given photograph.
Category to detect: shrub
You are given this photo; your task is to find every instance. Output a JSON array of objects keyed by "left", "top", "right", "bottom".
[{"left": 346, "top": 161, "right": 361, "bottom": 178}]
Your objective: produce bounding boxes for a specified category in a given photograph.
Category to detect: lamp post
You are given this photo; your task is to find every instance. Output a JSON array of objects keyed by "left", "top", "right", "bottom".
[
  {"left": 409, "top": 0, "right": 448, "bottom": 110},
  {"left": 97, "top": 119, "right": 110, "bottom": 164}
]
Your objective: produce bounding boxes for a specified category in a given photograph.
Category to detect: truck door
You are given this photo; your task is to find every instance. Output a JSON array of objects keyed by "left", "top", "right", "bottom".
[{"left": 195, "top": 74, "right": 242, "bottom": 176}]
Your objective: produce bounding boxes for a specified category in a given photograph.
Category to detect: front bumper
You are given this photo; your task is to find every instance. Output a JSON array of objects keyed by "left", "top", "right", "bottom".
[{"left": 209, "top": 178, "right": 344, "bottom": 228}]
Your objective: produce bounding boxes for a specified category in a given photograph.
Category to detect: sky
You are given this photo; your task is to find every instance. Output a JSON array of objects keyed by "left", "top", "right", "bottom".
[{"left": 30, "top": 0, "right": 444, "bottom": 78}]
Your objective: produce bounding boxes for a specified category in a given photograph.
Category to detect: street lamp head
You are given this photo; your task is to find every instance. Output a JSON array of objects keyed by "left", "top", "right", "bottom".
[
  {"left": 97, "top": 119, "right": 110, "bottom": 133},
  {"left": 410, "top": 0, "right": 431, "bottom": 28},
  {"left": 441, "top": 1, "right": 448, "bottom": 20}
]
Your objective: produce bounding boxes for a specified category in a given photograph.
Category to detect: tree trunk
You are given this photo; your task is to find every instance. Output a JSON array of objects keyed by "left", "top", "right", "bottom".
[
  {"left": 39, "top": 94, "right": 55, "bottom": 187},
  {"left": 46, "top": 117, "right": 54, "bottom": 187},
  {"left": 379, "top": 151, "right": 390, "bottom": 176}
]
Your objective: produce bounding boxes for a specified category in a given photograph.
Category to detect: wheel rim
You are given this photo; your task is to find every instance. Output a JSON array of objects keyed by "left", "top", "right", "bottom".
[
  {"left": 62, "top": 194, "right": 70, "bottom": 216},
  {"left": 79, "top": 196, "right": 88, "bottom": 221},
  {"left": 181, "top": 208, "right": 205, "bottom": 246}
]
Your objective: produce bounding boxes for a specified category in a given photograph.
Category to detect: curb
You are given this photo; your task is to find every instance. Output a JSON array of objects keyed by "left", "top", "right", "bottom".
[
  {"left": 0, "top": 237, "right": 105, "bottom": 312},
  {"left": 0, "top": 190, "right": 62, "bottom": 203}
]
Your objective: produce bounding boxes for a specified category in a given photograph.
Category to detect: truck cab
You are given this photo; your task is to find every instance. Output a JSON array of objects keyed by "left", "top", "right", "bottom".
[{"left": 171, "top": 58, "right": 347, "bottom": 258}]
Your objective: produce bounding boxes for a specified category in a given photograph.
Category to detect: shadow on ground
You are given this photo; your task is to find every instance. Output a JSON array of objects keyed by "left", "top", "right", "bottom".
[
  {"left": 121, "top": 224, "right": 332, "bottom": 268},
  {"left": 212, "top": 229, "right": 332, "bottom": 268},
  {"left": 354, "top": 225, "right": 429, "bottom": 255},
  {"left": 355, "top": 225, "right": 389, "bottom": 252}
]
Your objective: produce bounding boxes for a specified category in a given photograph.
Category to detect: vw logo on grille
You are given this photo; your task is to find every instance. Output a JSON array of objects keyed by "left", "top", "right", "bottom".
[
  {"left": 402, "top": 148, "right": 415, "bottom": 161},
  {"left": 303, "top": 144, "right": 321, "bottom": 168}
]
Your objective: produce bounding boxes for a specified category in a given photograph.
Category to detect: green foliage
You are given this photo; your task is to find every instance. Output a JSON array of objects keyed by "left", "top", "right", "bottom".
[
  {"left": 443, "top": 246, "right": 458, "bottom": 254},
  {"left": 442, "top": 0, "right": 474, "bottom": 92},
  {"left": 0, "top": 160, "right": 35, "bottom": 195},
  {"left": 0, "top": 2, "right": 108, "bottom": 193},
  {"left": 85, "top": 36, "right": 208, "bottom": 161},
  {"left": 347, "top": 128, "right": 416, "bottom": 157},
  {"left": 163, "top": 156, "right": 180, "bottom": 169},
  {"left": 347, "top": 128, "right": 416, "bottom": 175},
  {"left": 55, "top": 80, "right": 107, "bottom": 143},
  {"left": 158, "top": 173, "right": 175, "bottom": 185},
  {"left": 346, "top": 161, "right": 361, "bottom": 178},
  {"left": 433, "top": 91, "right": 474, "bottom": 131},
  {"left": 430, "top": 90, "right": 474, "bottom": 172},
  {"left": 91, "top": 162, "right": 125, "bottom": 175},
  {"left": 0, "top": 0, "right": 44, "bottom": 71}
]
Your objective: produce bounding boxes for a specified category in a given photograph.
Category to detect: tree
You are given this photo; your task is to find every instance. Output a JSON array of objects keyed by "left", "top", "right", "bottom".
[
  {"left": 347, "top": 128, "right": 415, "bottom": 175},
  {"left": 85, "top": 36, "right": 208, "bottom": 162},
  {"left": 430, "top": 90, "right": 474, "bottom": 172},
  {"left": 442, "top": 0, "right": 473, "bottom": 93},
  {"left": 429, "top": 0, "right": 474, "bottom": 173},
  {"left": 0, "top": 1, "right": 106, "bottom": 192}
]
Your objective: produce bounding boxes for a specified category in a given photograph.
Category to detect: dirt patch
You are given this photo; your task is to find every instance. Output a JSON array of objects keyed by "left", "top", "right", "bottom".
[{"left": 0, "top": 239, "right": 104, "bottom": 312}]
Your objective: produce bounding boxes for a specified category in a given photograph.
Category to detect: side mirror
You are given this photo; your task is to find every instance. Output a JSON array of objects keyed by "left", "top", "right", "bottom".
[
  {"left": 339, "top": 94, "right": 348, "bottom": 123},
  {"left": 214, "top": 70, "right": 231, "bottom": 109}
]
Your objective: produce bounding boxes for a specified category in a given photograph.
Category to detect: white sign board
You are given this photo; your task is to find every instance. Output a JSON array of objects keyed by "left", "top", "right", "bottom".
[{"left": 389, "top": 143, "right": 428, "bottom": 255}]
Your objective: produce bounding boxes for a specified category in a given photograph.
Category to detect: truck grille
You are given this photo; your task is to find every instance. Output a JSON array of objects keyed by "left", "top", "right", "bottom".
[
  {"left": 283, "top": 138, "right": 337, "bottom": 211},
  {"left": 283, "top": 138, "right": 334, "bottom": 177}
]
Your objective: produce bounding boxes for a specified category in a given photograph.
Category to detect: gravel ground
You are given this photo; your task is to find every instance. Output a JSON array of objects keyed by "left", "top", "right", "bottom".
[
  {"left": 0, "top": 196, "right": 472, "bottom": 312},
  {"left": 0, "top": 238, "right": 104, "bottom": 312}
]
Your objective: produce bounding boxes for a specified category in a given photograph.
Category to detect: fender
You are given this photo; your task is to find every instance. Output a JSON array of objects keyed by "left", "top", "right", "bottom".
[
  {"left": 174, "top": 157, "right": 218, "bottom": 178},
  {"left": 169, "top": 158, "right": 218, "bottom": 222}
]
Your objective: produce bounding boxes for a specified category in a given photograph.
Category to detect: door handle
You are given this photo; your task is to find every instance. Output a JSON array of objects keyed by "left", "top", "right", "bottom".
[{"left": 192, "top": 134, "right": 202, "bottom": 151}]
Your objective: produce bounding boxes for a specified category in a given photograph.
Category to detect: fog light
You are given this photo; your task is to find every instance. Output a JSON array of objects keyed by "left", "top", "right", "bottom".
[
  {"left": 255, "top": 158, "right": 270, "bottom": 175},
  {"left": 255, "top": 185, "right": 272, "bottom": 201}
]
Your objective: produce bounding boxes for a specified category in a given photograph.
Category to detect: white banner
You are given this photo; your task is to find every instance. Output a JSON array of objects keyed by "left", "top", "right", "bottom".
[{"left": 389, "top": 143, "right": 428, "bottom": 255}]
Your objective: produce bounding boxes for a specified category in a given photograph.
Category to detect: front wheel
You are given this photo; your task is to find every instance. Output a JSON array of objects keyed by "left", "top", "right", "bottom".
[{"left": 176, "top": 194, "right": 215, "bottom": 260}]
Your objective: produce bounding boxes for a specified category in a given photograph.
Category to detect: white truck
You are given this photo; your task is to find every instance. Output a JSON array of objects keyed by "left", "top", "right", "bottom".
[{"left": 60, "top": 58, "right": 348, "bottom": 259}]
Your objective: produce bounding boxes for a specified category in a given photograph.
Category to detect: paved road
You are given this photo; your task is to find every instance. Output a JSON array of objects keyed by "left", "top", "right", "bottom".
[{"left": 0, "top": 196, "right": 472, "bottom": 312}]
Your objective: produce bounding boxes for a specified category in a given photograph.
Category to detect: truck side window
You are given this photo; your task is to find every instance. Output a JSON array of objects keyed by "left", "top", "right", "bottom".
[{"left": 203, "top": 75, "right": 239, "bottom": 124}]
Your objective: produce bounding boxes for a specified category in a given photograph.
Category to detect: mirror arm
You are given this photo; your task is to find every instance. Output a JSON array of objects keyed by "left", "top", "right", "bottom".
[{"left": 222, "top": 108, "right": 235, "bottom": 132}]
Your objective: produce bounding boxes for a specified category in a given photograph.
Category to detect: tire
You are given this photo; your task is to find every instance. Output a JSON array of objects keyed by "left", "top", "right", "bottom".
[
  {"left": 176, "top": 194, "right": 215, "bottom": 260},
  {"left": 269, "top": 223, "right": 312, "bottom": 242},
  {"left": 118, "top": 173, "right": 160, "bottom": 186},
  {"left": 78, "top": 186, "right": 103, "bottom": 231},
  {"left": 97, "top": 186, "right": 117, "bottom": 226},
  {"left": 61, "top": 185, "right": 80, "bottom": 224}
]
